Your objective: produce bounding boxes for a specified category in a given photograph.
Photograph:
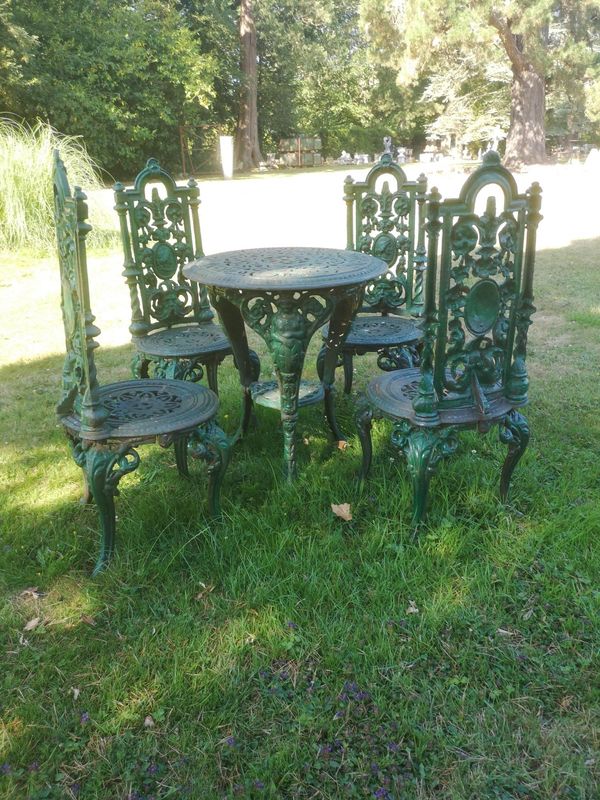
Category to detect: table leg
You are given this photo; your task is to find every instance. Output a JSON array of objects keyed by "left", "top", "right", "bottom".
[
  {"left": 276, "top": 370, "right": 301, "bottom": 482},
  {"left": 264, "top": 297, "right": 312, "bottom": 482},
  {"left": 210, "top": 290, "right": 254, "bottom": 437},
  {"left": 321, "top": 287, "right": 363, "bottom": 441}
]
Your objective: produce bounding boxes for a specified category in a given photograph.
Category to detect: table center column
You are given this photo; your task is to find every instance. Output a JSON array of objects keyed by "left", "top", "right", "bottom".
[{"left": 241, "top": 290, "right": 334, "bottom": 480}]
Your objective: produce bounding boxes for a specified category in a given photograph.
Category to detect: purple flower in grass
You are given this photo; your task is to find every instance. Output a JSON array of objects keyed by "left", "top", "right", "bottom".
[
  {"left": 225, "top": 735, "right": 236, "bottom": 747},
  {"left": 374, "top": 789, "right": 390, "bottom": 799},
  {"left": 80, "top": 711, "right": 90, "bottom": 725},
  {"left": 254, "top": 780, "right": 265, "bottom": 790},
  {"left": 28, "top": 762, "right": 40, "bottom": 773},
  {"left": 0, "top": 763, "right": 10, "bottom": 775}
]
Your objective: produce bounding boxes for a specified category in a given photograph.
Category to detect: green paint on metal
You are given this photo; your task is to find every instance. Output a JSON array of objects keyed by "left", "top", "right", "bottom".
[
  {"left": 114, "top": 158, "right": 240, "bottom": 391},
  {"left": 322, "top": 150, "right": 426, "bottom": 393},
  {"left": 357, "top": 152, "right": 542, "bottom": 525},
  {"left": 54, "top": 151, "right": 231, "bottom": 574}
]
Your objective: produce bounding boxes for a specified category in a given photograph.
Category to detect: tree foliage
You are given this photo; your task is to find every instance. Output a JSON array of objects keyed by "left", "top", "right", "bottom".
[
  {"left": 2, "top": 0, "right": 599, "bottom": 176},
  {"left": 390, "top": 0, "right": 600, "bottom": 164}
]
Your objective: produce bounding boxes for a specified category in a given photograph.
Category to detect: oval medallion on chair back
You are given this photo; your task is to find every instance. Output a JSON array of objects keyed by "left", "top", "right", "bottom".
[
  {"left": 414, "top": 151, "right": 542, "bottom": 423},
  {"left": 114, "top": 158, "right": 213, "bottom": 339},
  {"left": 345, "top": 152, "right": 428, "bottom": 315}
]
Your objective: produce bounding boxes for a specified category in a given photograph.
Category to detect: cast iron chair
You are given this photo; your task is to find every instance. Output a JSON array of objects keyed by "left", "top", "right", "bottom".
[
  {"left": 317, "top": 147, "right": 426, "bottom": 393},
  {"left": 113, "top": 159, "right": 259, "bottom": 393},
  {"left": 54, "top": 151, "right": 230, "bottom": 575},
  {"left": 356, "top": 151, "right": 542, "bottom": 525}
]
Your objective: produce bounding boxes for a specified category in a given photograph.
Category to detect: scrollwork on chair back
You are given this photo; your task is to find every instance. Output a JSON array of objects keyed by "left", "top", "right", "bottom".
[
  {"left": 53, "top": 150, "right": 107, "bottom": 434},
  {"left": 412, "top": 151, "right": 542, "bottom": 422},
  {"left": 345, "top": 151, "right": 427, "bottom": 315},
  {"left": 114, "top": 158, "right": 212, "bottom": 338}
]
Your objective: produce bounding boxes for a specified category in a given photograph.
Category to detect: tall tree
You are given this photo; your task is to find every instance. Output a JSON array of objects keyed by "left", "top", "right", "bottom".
[
  {"left": 235, "top": 0, "right": 262, "bottom": 169},
  {"left": 0, "top": 0, "right": 36, "bottom": 108},
  {"left": 388, "top": 0, "right": 600, "bottom": 165},
  {"left": 11, "top": 0, "right": 218, "bottom": 177}
]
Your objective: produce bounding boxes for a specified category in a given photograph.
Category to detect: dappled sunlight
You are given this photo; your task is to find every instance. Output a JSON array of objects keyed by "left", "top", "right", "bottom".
[
  {"left": 1, "top": 179, "right": 600, "bottom": 795},
  {"left": 2, "top": 163, "right": 599, "bottom": 373},
  {"left": 7, "top": 574, "right": 100, "bottom": 631}
]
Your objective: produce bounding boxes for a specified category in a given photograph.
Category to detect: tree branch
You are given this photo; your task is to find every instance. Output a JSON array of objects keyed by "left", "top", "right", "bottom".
[{"left": 488, "top": 11, "right": 526, "bottom": 72}]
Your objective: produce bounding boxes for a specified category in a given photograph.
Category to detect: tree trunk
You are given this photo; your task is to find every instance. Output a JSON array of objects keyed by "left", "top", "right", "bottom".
[
  {"left": 235, "top": 0, "right": 262, "bottom": 171},
  {"left": 504, "top": 64, "right": 546, "bottom": 167},
  {"left": 488, "top": 13, "right": 546, "bottom": 167}
]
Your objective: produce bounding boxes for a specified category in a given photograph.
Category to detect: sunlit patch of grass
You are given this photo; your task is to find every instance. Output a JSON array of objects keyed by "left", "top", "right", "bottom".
[
  {"left": 1, "top": 238, "right": 600, "bottom": 797},
  {"left": 569, "top": 305, "right": 600, "bottom": 327}
]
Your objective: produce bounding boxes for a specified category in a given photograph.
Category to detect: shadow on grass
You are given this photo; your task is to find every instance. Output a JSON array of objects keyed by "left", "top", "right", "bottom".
[{"left": 1, "top": 238, "right": 600, "bottom": 797}]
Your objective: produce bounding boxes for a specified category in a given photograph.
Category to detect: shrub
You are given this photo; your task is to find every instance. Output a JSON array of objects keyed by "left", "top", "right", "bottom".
[{"left": 0, "top": 118, "right": 117, "bottom": 252}]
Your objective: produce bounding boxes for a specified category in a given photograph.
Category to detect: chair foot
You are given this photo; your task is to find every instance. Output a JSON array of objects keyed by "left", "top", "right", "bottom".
[
  {"left": 392, "top": 423, "right": 458, "bottom": 527},
  {"left": 499, "top": 410, "right": 529, "bottom": 502},
  {"left": 189, "top": 421, "right": 231, "bottom": 516},
  {"left": 356, "top": 401, "right": 374, "bottom": 481},
  {"left": 72, "top": 442, "right": 140, "bottom": 575}
]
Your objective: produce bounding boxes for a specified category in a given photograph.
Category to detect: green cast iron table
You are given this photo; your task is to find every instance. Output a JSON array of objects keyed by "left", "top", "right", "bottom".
[{"left": 184, "top": 246, "right": 386, "bottom": 480}]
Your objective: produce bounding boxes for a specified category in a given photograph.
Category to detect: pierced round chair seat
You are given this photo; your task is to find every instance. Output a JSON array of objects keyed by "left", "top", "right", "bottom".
[
  {"left": 322, "top": 315, "right": 422, "bottom": 348},
  {"left": 365, "top": 368, "right": 517, "bottom": 427},
  {"left": 134, "top": 323, "right": 232, "bottom": 359},
  {"left": 60, "top": 379, "right": 219, "bottom": 440}
]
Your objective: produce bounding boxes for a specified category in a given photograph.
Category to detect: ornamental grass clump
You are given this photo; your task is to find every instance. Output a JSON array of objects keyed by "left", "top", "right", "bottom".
[{"left": 0, "top": 117, "right": 116, "bottom": 252}]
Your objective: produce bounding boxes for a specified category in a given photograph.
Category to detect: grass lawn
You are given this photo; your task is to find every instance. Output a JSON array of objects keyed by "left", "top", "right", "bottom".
[{"left": 1, "top": 181, "right": 600, "bottom": 797}]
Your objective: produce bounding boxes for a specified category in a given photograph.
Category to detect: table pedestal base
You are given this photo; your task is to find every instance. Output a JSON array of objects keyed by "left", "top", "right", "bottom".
[{"left": 211, "top": 285, "right": 363, "bottom": 480}]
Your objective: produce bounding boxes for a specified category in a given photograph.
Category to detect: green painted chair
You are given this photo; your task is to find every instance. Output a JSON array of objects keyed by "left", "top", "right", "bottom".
[
  {"left": 317, "top": 147, "right": 426, "bottom": 393},
  {"left": 54, "top": 151, "right": 230, "bottom": 575},
  {"left": 114, "top": 159, "right": 259, "bottom": 393},
  {"left": 356, "top": 152, "right": 542, "bottom": 524}
]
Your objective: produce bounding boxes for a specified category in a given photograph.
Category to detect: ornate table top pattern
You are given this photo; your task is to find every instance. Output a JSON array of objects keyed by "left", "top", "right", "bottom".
[{"left": 184, "top": 246, "right": 387, "bottom": 291}]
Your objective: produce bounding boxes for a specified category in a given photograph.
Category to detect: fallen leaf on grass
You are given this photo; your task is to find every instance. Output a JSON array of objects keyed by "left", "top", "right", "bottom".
[
  {"left": 522, "top": 608, "right": 534, "bottom": 621},
  {"left": 496, "top": 628, "right": 514, "bottom": 637},
  {"left": 144, "top": 715, "right": 155, "bottom": 728},
  {"left": 195, "top": 582, "right": 215, "bottom": 601},
  {"left": 23, "top": 617, "right": 41, "bottom": 632},
  {"left": 80, "top": 614, "right": 96, "bottom": 626},
  {"left": 406, "top": 600, "right": 419, "bottom": 615},
  {"left": 20, "top": 587, "right": 43, "bottom": 600},
  {"left": 71, "top": 687, "right": 80, "bottom": 701},
  {"left": 331, "top": 503, "right": 352, "bottom": 521}
]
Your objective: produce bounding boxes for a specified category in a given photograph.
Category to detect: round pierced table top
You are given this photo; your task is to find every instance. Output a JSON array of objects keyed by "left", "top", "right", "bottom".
[{"left": 184, "top": 246, "right": 386, "bottom": 292}]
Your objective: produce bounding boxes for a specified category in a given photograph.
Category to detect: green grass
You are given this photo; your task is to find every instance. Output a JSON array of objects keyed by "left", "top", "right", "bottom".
[
  {"left": 1, "top": 239, "right": 600, "bottom": 799},
  {"left": 0, "top": 119, "right": 117, "bottom": 252}
]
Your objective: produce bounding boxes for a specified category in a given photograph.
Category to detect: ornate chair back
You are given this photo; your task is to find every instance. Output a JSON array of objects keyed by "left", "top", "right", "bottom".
[
  {"left": 413, "top": 151, "right": 542, "bottom": 425},
  {"left": 344, "top": 151, "right": 428, "bottom": 315},
  {"left": 53, "top": 150, "right": 107, "bottom": 437},
  {"left": 113, "top": 159, "right": 213, "bottom": 340}
]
